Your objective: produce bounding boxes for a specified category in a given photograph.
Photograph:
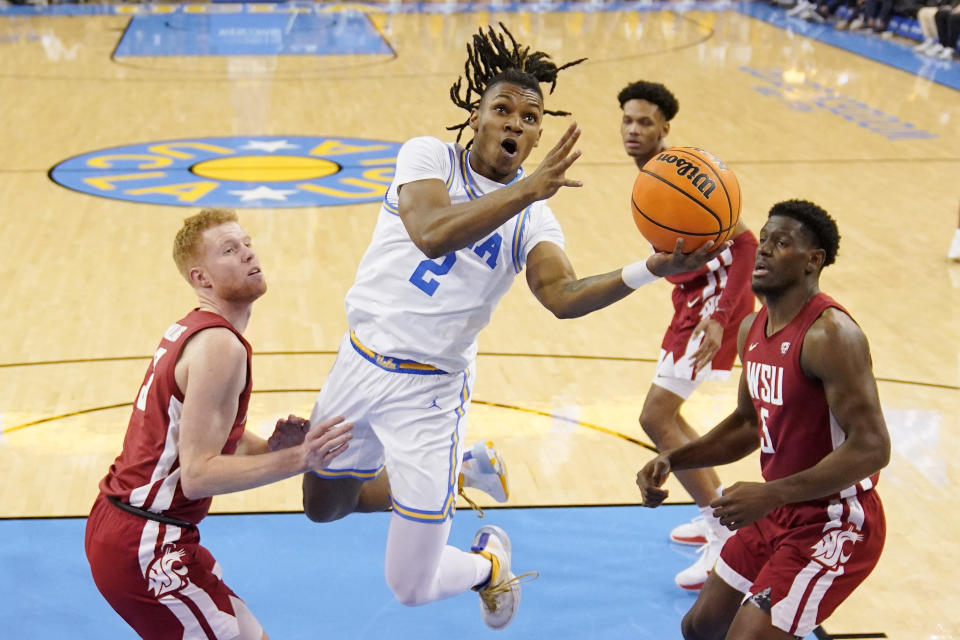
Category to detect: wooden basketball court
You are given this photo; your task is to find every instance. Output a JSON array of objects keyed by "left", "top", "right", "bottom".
[{"left": 1, "top": 2, "right": 958, "bottom": 637}]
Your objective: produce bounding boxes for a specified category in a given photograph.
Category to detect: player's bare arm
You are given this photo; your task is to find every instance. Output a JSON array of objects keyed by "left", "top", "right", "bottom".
[
  {"left": 398, "top": 123, "right": 582, "bottom": 259},
  {"left": 637, "top": 315, "right": 761, "bottom": 506},
  {"left": 524, "top": 241, "right": 632, "bottom": 318},
  {"left": 177, "top": 328, "right": 354, "bottom": 499},
  {"left": 525, "top": 237, "right": 731, "bottom": 320},
  {"left": 764, "top": 308, "right": 889, "bottom": 504}
]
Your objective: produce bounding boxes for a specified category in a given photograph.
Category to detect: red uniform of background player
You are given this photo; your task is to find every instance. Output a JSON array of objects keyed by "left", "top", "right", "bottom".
[
  {"left": 637, "top": 199, "right": 890, "bottom": 639},
  {"left": 618, "top": 79, "right": 758, "bottom": 589},
  {"left": 85, "top": 208, "right": 353, "bottom": 640}
]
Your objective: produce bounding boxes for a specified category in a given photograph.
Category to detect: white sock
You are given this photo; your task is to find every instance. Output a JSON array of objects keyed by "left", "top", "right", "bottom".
[
  {"left": 383, "top": 513, "right": 490, "bottom": 606},
  {"left": 699, "top": 503, "right": 733, "bottom": 541}
]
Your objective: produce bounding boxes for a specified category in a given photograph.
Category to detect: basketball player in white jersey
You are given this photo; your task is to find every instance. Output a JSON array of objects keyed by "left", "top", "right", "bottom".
[
  {"left": 300, "top": 25, "right": 728, "bottom": 630},
  {"left": 85, "top": 209, "right": 354, "bottom": 639}
]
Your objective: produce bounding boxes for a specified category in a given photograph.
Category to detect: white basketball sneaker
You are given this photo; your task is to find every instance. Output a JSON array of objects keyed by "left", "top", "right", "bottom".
[
  {"left": 669, "top": 515, "right": 708, "bottom": 546},
  {"left": 470, "top": 525, "right": 532, "bottom": 630},
  {"left": 458, "top": 441, "right": 509, "bottom": 516},
  {"left": 674, "top": 526, "right": 733, "bottom": 591}
]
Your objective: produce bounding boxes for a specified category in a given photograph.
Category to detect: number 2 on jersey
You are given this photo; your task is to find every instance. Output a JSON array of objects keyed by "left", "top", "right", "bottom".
[{"left": 409, "top": 253, "right": 457, "bottom": 296}]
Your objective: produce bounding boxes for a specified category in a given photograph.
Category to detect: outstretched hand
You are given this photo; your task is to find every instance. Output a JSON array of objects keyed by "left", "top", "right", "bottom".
[
  {"left": 646, "top": 238, "right": 730, "bottom": 278},
  {"left": 300, "top": 415, "right": 354, "bottom": 471},
  {"left": 636, "top": 453, "right": 672, "bottom": 508},
  {"left": 525, "top": 121, "right": 583, "bottom": 200}
]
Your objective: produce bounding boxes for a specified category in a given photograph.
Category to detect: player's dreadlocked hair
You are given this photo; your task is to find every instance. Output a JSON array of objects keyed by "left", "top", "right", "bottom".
[{"left": 447, "top": 23, "right": 586, "bottom": 146}]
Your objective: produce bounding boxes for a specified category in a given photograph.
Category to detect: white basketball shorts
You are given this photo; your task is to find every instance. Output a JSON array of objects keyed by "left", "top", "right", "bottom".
[{"left": 309, "top": 332, "right": 474, "bottom": 524}]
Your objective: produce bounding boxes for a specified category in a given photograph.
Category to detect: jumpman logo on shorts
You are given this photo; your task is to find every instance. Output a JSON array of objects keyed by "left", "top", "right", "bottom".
[{"left": 428, "top": 397, "right": 440, "bottom": 409}]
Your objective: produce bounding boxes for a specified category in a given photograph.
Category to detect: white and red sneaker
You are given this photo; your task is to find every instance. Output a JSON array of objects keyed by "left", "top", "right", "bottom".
[
  {"left": 669, "top": 516, "right": 708, "bottom": 546},
  {"left": 674, "top": 526, "right": 733, "bottom": 591}
]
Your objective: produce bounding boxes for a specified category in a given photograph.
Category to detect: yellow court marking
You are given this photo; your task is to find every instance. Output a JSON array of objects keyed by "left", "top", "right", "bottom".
[
  {"left": 190, "top": 155, "right": 341, "bottom": 182},
  {"left": 0, "top": 392, "right": 658, "bottom": 454}
]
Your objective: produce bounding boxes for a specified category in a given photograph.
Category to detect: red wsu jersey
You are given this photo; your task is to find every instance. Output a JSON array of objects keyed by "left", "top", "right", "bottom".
[
  {"left": 743, "top": 293, "right": 879, "bottom": 500},
  {"left": 99, "top": 310, "right": 252, "bottom": 525},
  {"left": 664, "top": 230, "right": 757, "bottom": 328}
]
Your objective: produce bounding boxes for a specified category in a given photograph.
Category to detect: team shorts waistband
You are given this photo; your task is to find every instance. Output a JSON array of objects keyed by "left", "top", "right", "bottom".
[{"left": 349, "top": 331, "right": 447, "bottom": 375}]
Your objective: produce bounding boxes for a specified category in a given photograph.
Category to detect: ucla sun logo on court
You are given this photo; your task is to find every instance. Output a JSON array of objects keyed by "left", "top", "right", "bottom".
[{"left": 49, "top": 136, "right": 401, "bottom": 208}]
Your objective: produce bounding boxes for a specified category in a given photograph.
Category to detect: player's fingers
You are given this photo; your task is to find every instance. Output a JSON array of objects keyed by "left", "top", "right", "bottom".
[
  {"left": 324, "top": 431, "right": 354, "bottom": 452},
  {"left": 642, "top": 488, "right": 668, "bottom": 507},
  {"left": 672, "top": 237, "right": 686, "bottom": 256},
  {"left": 692, "top": 240, "right": 716, "bottom": 258},
  {"left": 553, "top": 122, "right": 580, "bottom": 152},
  {"left": 544, "top": 122, "right": 575, "bottom": 157},
  {"left": 557, "top": 149, "right": 583, "bottom": 172},
  {"left": 710, "top": 494, "right": 730, "bottom": 508},
  {"left": 306, "top": 421, "right": 352, "bottom": 444},
  {"left": 313, "top": 431, "right": 353, "bottom": 460},
  {"left": 321, "top": 438, "right": 352, "bottom": 464},
  {"left": 704, "top": 240, "right": 731, "bottom": 259},
  {"left": 311, "top": 414, "right": 347, "bottom": 432}
]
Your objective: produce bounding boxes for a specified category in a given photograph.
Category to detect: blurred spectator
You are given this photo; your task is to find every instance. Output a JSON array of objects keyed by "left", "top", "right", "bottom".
[
  {"left": 835, "top": 0, "right": 868, "bottom": 28},
  {"left": 860, "top": 0, "right": 896, "bottom": 31},
  {"left": 933, "top": 1, "right": 960, "bottom": 58},
  {"left": 915, "top": 1, "right": 949, "bottom": 53}
]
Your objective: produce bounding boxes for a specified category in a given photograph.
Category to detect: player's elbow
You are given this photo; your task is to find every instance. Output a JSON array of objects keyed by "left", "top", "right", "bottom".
[
  {"left": 549, "top": 304, "right": 579, "bottom": 320},
  {"left": 859, "top": 428, "right": 891, "bottom": 473},
  {"left": 871, "top": 433, "right": 891, "bottom": 471},
  {"left": 539, "top": 295, "right": 583, "bottom": 319},
  {"left": 179, "top": 469, "right": 211, "bottom": 501},
  {"left": 408, "top": 228, "right": 447, "bottom": 259}
]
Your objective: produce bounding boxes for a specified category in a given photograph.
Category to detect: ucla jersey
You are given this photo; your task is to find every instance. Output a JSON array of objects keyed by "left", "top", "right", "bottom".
[{"left": 346, "top": 136, "right": 565, "bottom": 372}]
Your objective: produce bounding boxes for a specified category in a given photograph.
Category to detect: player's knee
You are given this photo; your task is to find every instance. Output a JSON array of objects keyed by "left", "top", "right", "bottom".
[
  {"left": 385, "top": 574, "right": 429, "bottom": 607},
  {"left": 302, "top": 500, "right": 345, "bottom": 523},
  {"left": 681, "top": 610, "right": 722, "bottom": 640},
  {"left": 302, "top": 475, "right": 357, "bottom": 523},
  {"left": 638, "top": 407, "right": 672, "bottom": 444}
]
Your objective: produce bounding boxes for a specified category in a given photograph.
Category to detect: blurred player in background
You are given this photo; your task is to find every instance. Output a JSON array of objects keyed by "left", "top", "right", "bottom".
[{"left": 618, "top": 80, "right": 758, "bottom": 589}]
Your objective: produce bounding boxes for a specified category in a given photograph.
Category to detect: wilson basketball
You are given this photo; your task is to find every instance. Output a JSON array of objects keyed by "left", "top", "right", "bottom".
[{"left": 631, "top": 147, "right": 741, "bottom": 253}]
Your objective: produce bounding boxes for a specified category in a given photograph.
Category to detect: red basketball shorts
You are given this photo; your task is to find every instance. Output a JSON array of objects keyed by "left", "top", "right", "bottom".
[
  {"left": 714, "top": 490, "right": 885, "bottom": 637},
  {"left": 85, "top": 494, "right": 249, "bottom": 639},
  {"left": 657, "top": 285, "right": 744, "bottom": 383}
]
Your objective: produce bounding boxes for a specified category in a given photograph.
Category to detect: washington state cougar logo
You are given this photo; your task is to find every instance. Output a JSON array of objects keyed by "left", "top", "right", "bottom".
[
  {"left": 810, "top": 527, "right": 863, "bottom": 569},
  {"left": 146, "top": 545, "right": 190, "bottom": 597}
]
